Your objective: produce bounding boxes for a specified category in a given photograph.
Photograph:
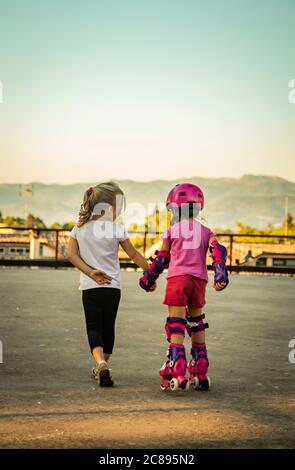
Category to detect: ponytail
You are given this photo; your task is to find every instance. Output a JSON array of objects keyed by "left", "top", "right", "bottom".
[{"left": 78, "top": 188, "right": 96, "bottom": 227}]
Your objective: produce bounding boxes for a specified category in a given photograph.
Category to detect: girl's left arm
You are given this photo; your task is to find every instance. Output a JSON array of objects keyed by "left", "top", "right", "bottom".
[{"left": 208, "top": 236, "right": 229, "bottom": 291}]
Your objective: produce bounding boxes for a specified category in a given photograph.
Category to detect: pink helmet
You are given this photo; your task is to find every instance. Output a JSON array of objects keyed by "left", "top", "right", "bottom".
[{"left": 166, "top": 183, "right": 204, "bottom": 210}]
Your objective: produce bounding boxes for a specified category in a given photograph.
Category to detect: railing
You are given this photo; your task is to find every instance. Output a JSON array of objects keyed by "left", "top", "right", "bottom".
[
  {"left": 212, "top": 233, "right": 295, "bottom": 267},
  {"left": 0, "top": 227, "right": 295, "bottom": 274}
]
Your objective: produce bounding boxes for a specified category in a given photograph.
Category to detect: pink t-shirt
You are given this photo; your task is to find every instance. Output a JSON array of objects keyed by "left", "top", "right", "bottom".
[{"left": 162, "top": 219, "right": 214, "bottom": 282}]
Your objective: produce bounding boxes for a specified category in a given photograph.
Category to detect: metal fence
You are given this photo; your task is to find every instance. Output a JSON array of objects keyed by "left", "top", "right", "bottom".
[{"left": 1, "top": 226, "right": 295, "bottom": 274}]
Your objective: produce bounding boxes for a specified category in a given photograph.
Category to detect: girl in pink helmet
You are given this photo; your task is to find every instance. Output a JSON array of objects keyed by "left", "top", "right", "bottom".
[{"left": 140, "top": 183, "right": 229, "bottom": 391}]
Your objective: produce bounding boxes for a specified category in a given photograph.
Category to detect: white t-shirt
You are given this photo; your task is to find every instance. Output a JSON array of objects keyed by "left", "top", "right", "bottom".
[{"left": 70, "top": 220, "right": 129, "bottom": 290}]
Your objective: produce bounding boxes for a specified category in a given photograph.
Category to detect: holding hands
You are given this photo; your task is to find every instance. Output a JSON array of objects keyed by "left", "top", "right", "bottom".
[{"left": 139, "top": 249, "right": 170, "bottom": 293}]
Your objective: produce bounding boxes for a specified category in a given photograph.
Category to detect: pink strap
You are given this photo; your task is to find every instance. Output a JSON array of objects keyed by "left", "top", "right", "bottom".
[{"left": 157, "top": 250, "right": 170, "bottom": 259}]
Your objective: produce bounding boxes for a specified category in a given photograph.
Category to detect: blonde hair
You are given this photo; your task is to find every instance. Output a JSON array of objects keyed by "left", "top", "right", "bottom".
[{"left": 78, "top": 182, "right": 125, "bottom": 227}]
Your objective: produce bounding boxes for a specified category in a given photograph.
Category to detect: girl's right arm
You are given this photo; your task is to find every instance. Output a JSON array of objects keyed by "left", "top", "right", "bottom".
[
  {"left": 68, "top": 237, "right": 112, "bottom": 285},
  {"left": 138, "top": 239, "right": 171, "bottom": 292},
  {"left": 120, "top": 238, "right": 150, "bottom": 271}
]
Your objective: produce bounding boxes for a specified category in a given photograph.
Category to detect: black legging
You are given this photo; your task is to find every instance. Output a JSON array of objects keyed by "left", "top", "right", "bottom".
[{"left": 82, "top": 288, "right": 121, "bottom": 354}]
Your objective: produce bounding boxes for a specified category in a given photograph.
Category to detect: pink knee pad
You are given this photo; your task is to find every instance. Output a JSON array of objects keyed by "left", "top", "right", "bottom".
[
  {"left": 165, "top": 317, "right": 187, "bottom": 342},
  {"left": 186, "top": 314, "right": 209, "bottom": 337}
]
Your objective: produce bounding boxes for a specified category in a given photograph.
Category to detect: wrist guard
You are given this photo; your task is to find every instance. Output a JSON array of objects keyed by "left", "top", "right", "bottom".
[
  {"left": 209, "top": 240, "right": 229, "bottom": 289},
  {"left": 139, "top": 250, "right": 170, "bottom": 291}
]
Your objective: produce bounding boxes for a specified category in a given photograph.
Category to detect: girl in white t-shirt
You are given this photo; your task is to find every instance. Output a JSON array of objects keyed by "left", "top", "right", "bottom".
[{"left": 68, "top": 182, "right": 150, "bottom": 387}]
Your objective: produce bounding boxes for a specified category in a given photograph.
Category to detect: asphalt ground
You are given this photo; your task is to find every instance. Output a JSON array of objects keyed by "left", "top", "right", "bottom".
[{"left": 0, "top": 269, "right": 294, "bottom": 448}]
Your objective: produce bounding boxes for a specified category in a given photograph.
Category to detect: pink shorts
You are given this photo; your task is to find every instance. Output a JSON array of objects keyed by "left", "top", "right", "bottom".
[{"left": 163, "top": 275, "right": 207, "bottom": 308}]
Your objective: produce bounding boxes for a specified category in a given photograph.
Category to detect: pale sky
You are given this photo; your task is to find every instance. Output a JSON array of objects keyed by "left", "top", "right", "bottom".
[{"left": 0, "top": 0, "right": 295, "bottom": 183}]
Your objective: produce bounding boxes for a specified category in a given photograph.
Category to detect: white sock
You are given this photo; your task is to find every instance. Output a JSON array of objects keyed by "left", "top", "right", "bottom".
[{"left": 97, "top": 360, "right": 108, "bottom": 369}]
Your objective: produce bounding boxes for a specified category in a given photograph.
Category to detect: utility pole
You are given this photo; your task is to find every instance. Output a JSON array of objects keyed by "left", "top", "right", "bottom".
[
  {"left": 19, "top": 184, "right": 34, "bottom": 222},
  {"left": 284, "top": 195, "right": 289, "bottom": 237}
]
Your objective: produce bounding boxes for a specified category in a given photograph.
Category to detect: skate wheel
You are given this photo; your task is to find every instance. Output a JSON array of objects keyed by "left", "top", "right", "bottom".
[
  {"left": 160, "top": 384, "right": 167, "bottom": 392},
  {"left": 170, "top": 378, "right": 179, "bottom": 391},
  {"left": 197, "top": 376, "right": 211, "bottom": 391},
  {"left": 185, "top": 380, "right": 191, "bottom": 392},
  {"left": 92, "top": 368, "right": 98, "bottom": 380},
  {"left": 193, "top": 377, "right": 200, "bottom": 390}
]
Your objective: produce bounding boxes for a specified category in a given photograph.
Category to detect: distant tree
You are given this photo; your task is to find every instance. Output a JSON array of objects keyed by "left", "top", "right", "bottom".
[
  {"left": 2, "top": 216, "right": 14, "bottom": 226},
  {"left": 212, "top": 228, "right": 233, "bottom": 234},
  {"left": 235, "top": 222, "right": 262, "bottom": 235},
  {"left": 265, "top": 223, "right": 274, "bottom": 233},
  {"left": 15, "top": 217, "right": 25, "bottom": 226},
  {"left": 234, "top": 215, "right": 295, "bottom": 243},
  {"left": 26, "top": 214, "right": 46, "bottom": 228},
  {"left": 62, "top": 221, "right": 75, "bottom": 230},
  {"left": 128, "top": 222, "right": 145, "bottom": 249},
  {"left": 50, "top": 222, "right": 62, "bottom": 229},
  {"left": 283, "top": 212, "right": 295, "bottom": 231},
  {"left": 2, "top": 215, "right": 25, "bottom": 227}
]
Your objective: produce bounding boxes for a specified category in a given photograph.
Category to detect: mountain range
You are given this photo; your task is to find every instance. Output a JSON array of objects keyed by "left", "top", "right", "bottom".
[{"left": 0, "top": 174, "right": 295, "bottom": 229}]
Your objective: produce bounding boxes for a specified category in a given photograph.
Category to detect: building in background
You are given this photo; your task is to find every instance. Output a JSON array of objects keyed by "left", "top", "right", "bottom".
[
  {"left": 0, "top": 228, "right": 69, "bottom": 259},
  {"left": 240, "top": 251, "right": 295, "bottom": 268}
]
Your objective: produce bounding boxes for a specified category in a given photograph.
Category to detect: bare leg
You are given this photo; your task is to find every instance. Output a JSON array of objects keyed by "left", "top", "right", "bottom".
[{"left": 92, "top": 346, "right": 108, "bottom": 369}]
